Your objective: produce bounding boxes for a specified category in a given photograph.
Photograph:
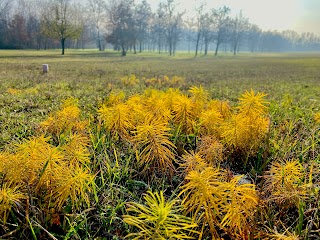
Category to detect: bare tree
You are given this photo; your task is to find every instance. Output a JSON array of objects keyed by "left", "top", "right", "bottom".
[
  {"left": 162, "top": 0, "right": 184, "bottom": 56},
  {"left": 88, "top": 0, "right": 107, "bottom": 51},
  {"left": 106, "top": 0, "right": 135, "bottom": 56},
  {"left": 0, "top": 0, "right": 12, "bottom": 48},
  {"left": 41, "top": 0, "right": 84, "bottom": 55},
  {"left": 134, "top": 0, "right": 151, "bottom": 53},
  {"left": 230, "top": 10, "right": 249, "bottom": 55},
  {"left": 194, "top": 2, "right": 205, "bottom": 56},
  {"left": 212, "top": 6, "right": 231, "bottom": 56}
]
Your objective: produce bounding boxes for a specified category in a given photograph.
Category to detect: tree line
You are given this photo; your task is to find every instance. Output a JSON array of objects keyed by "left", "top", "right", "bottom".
[{"left": 0, "top": 0, "right": 319, "bottom": 55}]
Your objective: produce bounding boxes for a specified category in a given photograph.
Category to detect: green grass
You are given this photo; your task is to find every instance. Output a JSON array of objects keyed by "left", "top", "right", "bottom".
[
  {"left": 0, "top": 49, "right": 320, "bottom": 239},
  {"left": 1, "top": 49, "right": 319, "bottom": 148}
]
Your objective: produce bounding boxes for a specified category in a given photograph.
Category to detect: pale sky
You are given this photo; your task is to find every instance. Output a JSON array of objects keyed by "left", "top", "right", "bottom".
[{"left": 143, "top": 0, "right": 320, "bottom": 35}]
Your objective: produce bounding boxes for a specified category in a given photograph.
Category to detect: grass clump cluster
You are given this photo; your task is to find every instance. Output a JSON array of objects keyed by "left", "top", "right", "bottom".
[{"left": 0, "top": 50, "right": 320, "bottom": 239}]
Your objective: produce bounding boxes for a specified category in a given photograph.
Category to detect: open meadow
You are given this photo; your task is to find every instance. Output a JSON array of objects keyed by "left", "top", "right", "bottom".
[{"left": 0, "top": 50, "right": 320, "bottom": 239}]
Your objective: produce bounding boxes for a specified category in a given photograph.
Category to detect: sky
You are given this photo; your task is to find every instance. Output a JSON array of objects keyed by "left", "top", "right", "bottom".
[{"left": 143, "top": 0, "right": 320, "bottom": 35}]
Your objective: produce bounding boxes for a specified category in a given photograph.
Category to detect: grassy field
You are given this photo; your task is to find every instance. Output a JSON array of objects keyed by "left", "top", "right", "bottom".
[{"left": 0, "top": 50, "right": 320, "bottom": 239}]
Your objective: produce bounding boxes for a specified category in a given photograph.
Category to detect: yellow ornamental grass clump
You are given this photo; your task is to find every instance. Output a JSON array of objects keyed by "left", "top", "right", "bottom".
[
  {"left": 123, "top": 191, "right": 198, "bottom": 239},
  {"left": 180, "top": 151, "right": 208, "bottom": 174},
  {"left": 61, "top": 133, "right": 90, "bottom": 166},
  {"left": 197, "top": 136, "right": 224, "bottom": 166},
  {"left": 179, "top": 167, "right": 227, "bottom": 238},
  {"left": 6, "top": 88, "right": 22, "bottom": 95},
  {"left": 132, "top": 117, "right": 176, "bottom": 177},
  {"left": 144, "top": 93, "right": 172, "bottom": 123},
  {"left": 126, "top": 95, "right": 146, "bottom": 125},
  {"left": 104, "top": 91, "right": 126, "bottom": 106},
  {"left": 188, "top": 86, "right": 209, "bottom": 115},
  {"left": 51, "top": 165, "right": 95, "bottom": 210},
  {"left": 199, "top": 108, "right": 223, "bottom": 136},
  {"left": 41, "top": 97, "right": 87, "bottom": 137},
  {"left": 171, "top": 94, "right": 198, "bottom": 135},
  {"left": 0, "top": 183, "right": 25, "bottom": 223},
  {"left": 264, "top": 159, "right": 308, "bottom": 206},
  {"left": 16, "top": 136, "right": 63, "bottom": 185},
  {"left": 120, "top": 75, "right": 139, "bottom": 86},
  {"left": 221, "top": 90, "right": 269, "bottom": 153},
  {"left": 207, "top": 99, "right": 232, "bottom": 119},
  {"left": 98, "top": 102, "right": 134, "bottom": 140},
  {"left": 180, "top": 167, "right": 258, "bottom": 238},
  {"left": 238, "top": 89, "right": 268, "bottom": 116},
  {"left": 314, "top": 112, "right": 320, "bottom": 123},
  {"left": 220, "top": 176, "right": 258, "bottom": 237}
]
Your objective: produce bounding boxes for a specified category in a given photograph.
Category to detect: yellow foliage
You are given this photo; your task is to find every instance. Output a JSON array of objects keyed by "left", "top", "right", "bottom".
[
  {"left": 172, "top": 94, "right": 198, "bottom": 134},
  {"left": 61, "top": 133, "right": 90, "bottom": 166},
  {"left": 180, "top": 167, "right": 226, "bottom": 238},
  {"left": 144, "top": 94, "right": 172, "bottom": 123},
  {"left": 199, "top": 108, "right": 223, "bottom": 136},
  {"left": 132, "top": 117, "right": 176, "bottom": 177},
  {"left": 0, "top": 183, "right": 25, "bottom": 223},
  {"left": 15, "top": 135, "right": 63, "bottom": 185},
  {"left": 188, "top": 85, "right": 208, "bottom": 114},
  {"left": 197, "top": 136, "right": 224, "bottom": 166},
  {"left": 120, "top": 75, "right": 139, "bottom": 86},
  {"left": 51, "top": 165, "right": 95, "bottom": 210},
  {"left": 207, "top": 100, "right": 232, "bottom": 119},
  {"left": 314, "top": 112, "right": 320, "bottom": 123},
  {"left": 221, "top": 90, "right": 269, "bottom": 153},
  {"left": 264, "top": 159, "right": 308, "bottom": 206},
  {"left": 123, "top": 191, "right": 197, "bottom": 239},
  {"left": 98, "top": 103, "right": 134, "bottom": 140},
  {"left": 6, "top": 88, "right": 22, "bottom": 95},
  {"left": 180, "top": 151, "right": 208, "bottom": 174},
  {"left": 41, "top": 97, "right": 87, "bottom": 136},
  {"left": 220, "top": 176, "right": 258, "bottom": 237},
  {"left": 237, "top": 89, "right": 268, "bottom": 116},
  {"left": 180, "top": 167, "right": 258, "bottom": 238},
  {"left": 105, "top": 91, "right": 126, "bottom": 106}
]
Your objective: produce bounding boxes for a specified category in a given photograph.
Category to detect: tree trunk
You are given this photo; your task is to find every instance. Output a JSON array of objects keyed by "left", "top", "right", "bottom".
[
  {"left": 133, "top": 39, "right": 137, "bottom": 54},
  {"left": 215, "top": 41, "right": 220, "bottom": 56},
  {"left": 61, "top": 38, "right": 65, "bottom": 55},
  {"left": 121, "top": 44, "right": 126, "bottom": 56},
  {"left": 195, "top": 31, "right": 201, "bottom": 57}
]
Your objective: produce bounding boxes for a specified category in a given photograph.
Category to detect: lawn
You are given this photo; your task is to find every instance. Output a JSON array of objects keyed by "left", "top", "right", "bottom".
[{"left": 0, "top": 49, "right": 319, "bottom": 239}]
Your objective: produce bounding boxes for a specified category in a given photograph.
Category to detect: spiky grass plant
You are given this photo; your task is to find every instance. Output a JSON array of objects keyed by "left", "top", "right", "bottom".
[
  {"left": 41, "top": 97, "right": 87, "bottom": 138},
  {"left": 180, "top": 151, "right": 208, "bottom": 174},
  {"left": 188, "top": 86, "right": 208, "bottom": 115},
  {"left": 220, "top": 90, "right": 269, "bottom": 154},
  {"left": 207, "top": 100, "right": 232, "bottom": 119},
  {"left": 0, "top": 183, "right": 24, "bottom": 223},
  {"left": 220, "top": 175, "right": 258, "bottom": 237},
  {"left": 51, "top": 165, "right": 95, "bottom": 210},
  {"left": 132, "top": 117, "right": 176, "bottom": 177},
  {"left": 171, "top": 94, "right": 198, "bottom": 135},
  {"left": 179, "top": 167, "right": 227, "bottom": 238},
  {"left": 199, "top": 108, "right": 223, "bottom": 136},
  {"left": 98, "top": 102, "right": 134, "bottom": 140},
  {"left": 61, "top": 133, "right": 90, "bottom": 166},
  {"left": 264, "top": 159, "right": 308, "bottom": 207},
  {"left": 123, "top": 191, "right": 197, "bottom": 239},
  {"left": 237, "top": 89, "right": 268, "bottom": 116},
  {"left": 180, "top": 167, "right": 258, "bottom": 238},
  {"left": 196, "top": 136, "right": 224, "bottom": 166}
]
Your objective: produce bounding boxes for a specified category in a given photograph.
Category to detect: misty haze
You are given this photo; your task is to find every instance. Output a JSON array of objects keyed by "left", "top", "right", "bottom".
[
  {"left": 0, "top": 0, "right": 320, "bottom": 240},
  {"left": 0, "top": 0, "right": 319, "bottom": 55}
]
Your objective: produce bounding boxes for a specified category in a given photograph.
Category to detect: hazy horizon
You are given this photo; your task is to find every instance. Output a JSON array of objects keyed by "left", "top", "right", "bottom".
[{"left": 137, "top": 0, "right": 320, "bottom": 35}]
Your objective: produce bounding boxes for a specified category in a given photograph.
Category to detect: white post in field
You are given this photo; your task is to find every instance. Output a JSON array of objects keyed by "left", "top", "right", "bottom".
[{"left": 42, "top": 64, "right": 49, "bottom": 73}]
